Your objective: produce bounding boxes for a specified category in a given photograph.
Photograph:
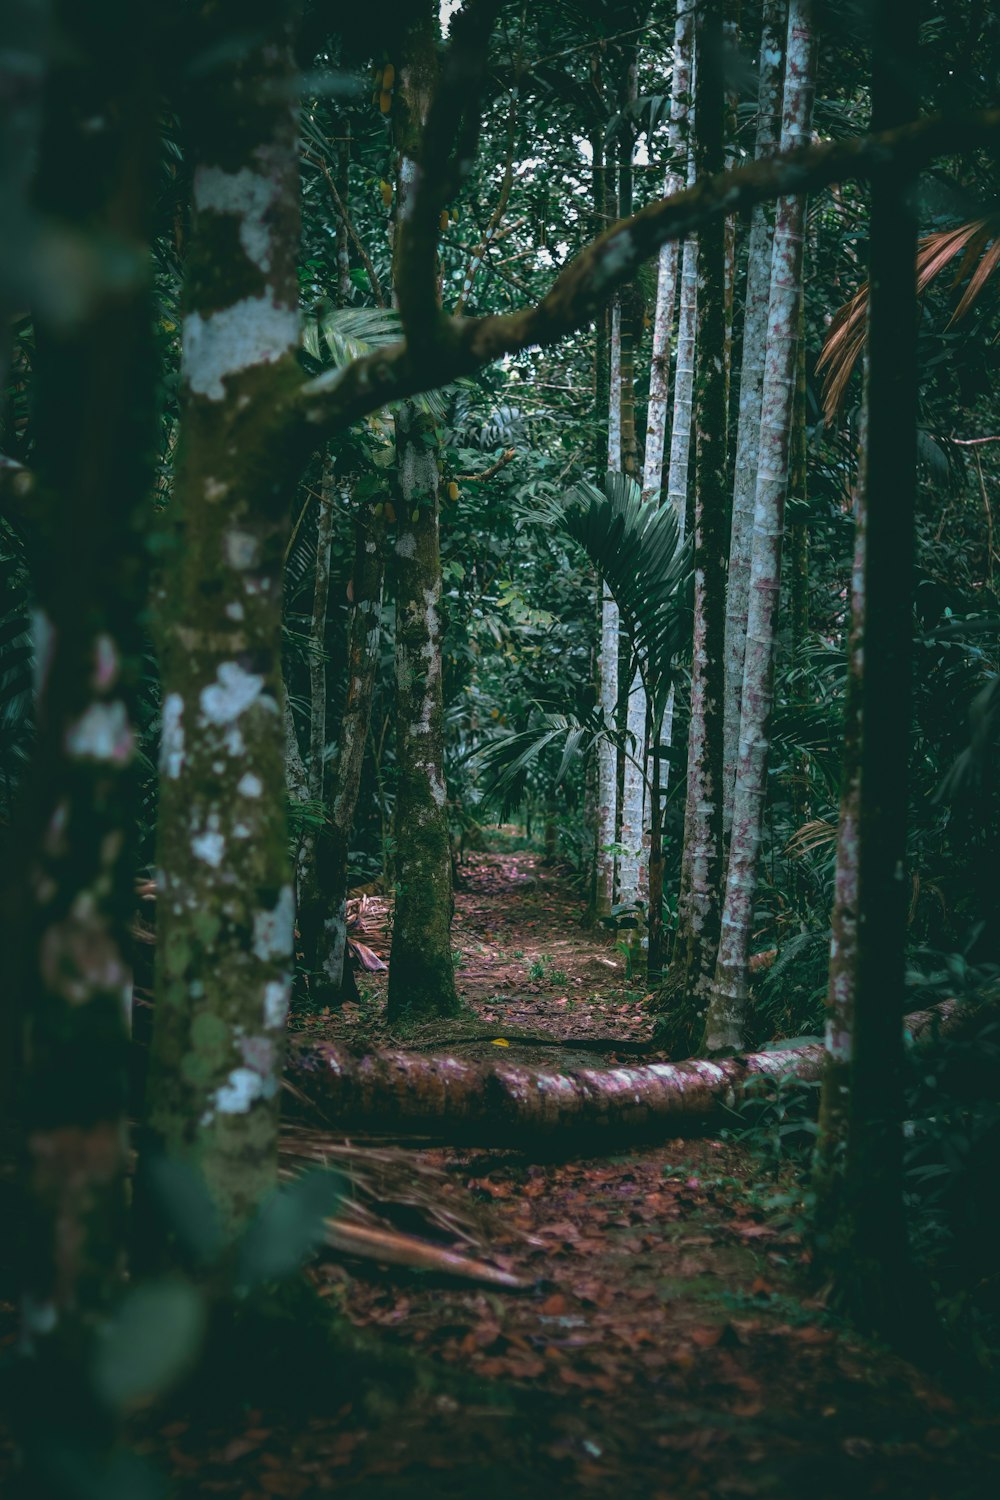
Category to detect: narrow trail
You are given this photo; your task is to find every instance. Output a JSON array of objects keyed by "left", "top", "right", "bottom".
[{"left": 152, "top": 847, "right": 1000, "bottom": 1499}]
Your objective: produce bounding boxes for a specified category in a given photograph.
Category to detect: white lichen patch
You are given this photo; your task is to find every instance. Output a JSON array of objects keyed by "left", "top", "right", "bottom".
[
  {"left": 193, "top": 164, "right": 277, "bottom": 272},
  {"left": 160, "top": 693, "right": 185, "bottom": 779},
  {"left": 264, "top": 979, "right": 289, "bottom": 1029},
  {"left": 252, "top": 884, "right": 294, "bottom": 963},
  {"left": 395, "top": 531, "right": 417, "bottom": 560},
  {"left": 237, "top": 771, "right": 263, "bottom": 798},
  {"left": 191, "top": 831, "right": 225, "bottom": 867},
  {"left": 226, "top": 601, "right": 245, "bottom": 621},
  {"left": 200, "top": 661, "right": 264, "bottom": 725},
  {"left": 182, "top": 295, "right": 297, "bottom": 401},
  {"left": 214, "top": 1066, "right": 264, "bottom": 1114},
  {"left": 65, "top": 700, "right": 133, "bottom": 765},
  {"left": 224, "top": 530, "right": 259, "bottom": 570}
]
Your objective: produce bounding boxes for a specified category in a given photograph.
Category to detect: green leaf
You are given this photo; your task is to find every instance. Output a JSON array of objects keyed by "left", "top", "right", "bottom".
[
  {"left": 235, "top": 1169, "right": 343, "bottom": 1289},
  {"left": 92, "top": 1279, "right": 206, "bottom": 1411}
]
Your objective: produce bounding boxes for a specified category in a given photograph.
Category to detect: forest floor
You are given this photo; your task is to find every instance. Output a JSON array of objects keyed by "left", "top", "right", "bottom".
[
  {"left": 3, "top": 844, "right": 999, "bottom": 1498},
  {"left": 146, "top": 844, "right": 999, "bottom": 1498}
]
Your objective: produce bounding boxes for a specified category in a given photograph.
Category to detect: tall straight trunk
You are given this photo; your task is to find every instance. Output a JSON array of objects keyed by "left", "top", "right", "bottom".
[
  {"left": 813, "top": 0, "right": 921, "bottom": 1342},
  {"left": 640, "top": 0, "right": 694, "bottom": 959},
  {"left": 386, "top": 4, "right": 458, "bottom": 1021},
  {"left": 662, "top": 0, "right": 728, "bottom": 1042},
  {"left": 596, "top": 300, "right": 622, "bottom": 917},
  {"left": 299, "top": 503, "right": 386, "bottom": 1002},
  {"left": 722, "top": 0, "right": 787, "bottom": 832},
  {"left": 706, "top": 0, "right": 815, "bottom": 1054},
  {"left": 387, "top": 408, "right": 459, "bottom": 1021},
  {"left": 616, "top": 35, "right": 646, "bottom": 912},
  {"left": 4, "top": 0, "right": 156, "bottom": 1391},
  {"left": 290, "top": 456, "right": 336, "bottom": 907},
  {"left": 143, "top": 8, "right": 302, "bottom": 1241}
]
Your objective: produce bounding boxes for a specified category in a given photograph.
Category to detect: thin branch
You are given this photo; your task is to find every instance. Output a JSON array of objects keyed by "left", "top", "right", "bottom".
[
  {"left": 304, "top": 151, "right": 386, "bottom": 308},
  {"left": 396, "top": 0, "right": 500, "bottom": 344},
  {"left": 453, "top": 93, "right": 518, "bottom": 316},
  {"left": 454, "top": 447, "right": 516, "bottom": 483},
  {"left": 297, "top": 109, "right": 1000, "bottom": 438}
]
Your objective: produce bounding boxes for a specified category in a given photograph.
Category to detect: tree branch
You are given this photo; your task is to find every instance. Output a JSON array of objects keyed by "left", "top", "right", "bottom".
[
  {"left": 395, "top": 0, "right": 500, "bottom": 344},
  {"left": 297, "top": 109, "right": 1000, "bottom": 438}
]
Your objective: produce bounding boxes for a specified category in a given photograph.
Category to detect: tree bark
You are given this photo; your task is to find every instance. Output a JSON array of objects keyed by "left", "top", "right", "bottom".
[
  {"left": 639, "top": 0, "right": 694, "bottom": 936},
  {"left": 386, "top": 4, "right": 459, "bottom": 1024},
  {"left": 596, "top": 300, "right": 622, "bottom": 917},
  {"left": 387, "top": 405, "right": 459, "bottom": 1022},
  {"left": 722, "top": 0, "right": 787, "bottom": 834},
  {"left": 289, "top": 1000, "right": 968, "bottom": 1144},
  {"left": 142, "top": 6, "right": 302, "bottom": 1243},
  {"left": 812, "top": 0, "right": 922, "bottom": 1344},
  {"left": 4, "top": 0, "right": 156, "bottom": 1352},
  {"left": 658, "top": 2, "right": 728, "bottom": 1048},
  {"left": 706, "top": 0, "right": 815, "bottom": 1054},
  {"left": 299, "top": 502, "right": 386, "bottom": 1003}
]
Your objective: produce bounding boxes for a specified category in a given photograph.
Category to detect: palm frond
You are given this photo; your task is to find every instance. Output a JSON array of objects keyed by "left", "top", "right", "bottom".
[
  {"left": 557, "top": 472, "right": 692, "bottom": 724},
  {"left": 472, "top": 710, "right": 606, "bottom": 821},
  {"left": 818, "top": 216, "right": 1000, "bottom": 424}
]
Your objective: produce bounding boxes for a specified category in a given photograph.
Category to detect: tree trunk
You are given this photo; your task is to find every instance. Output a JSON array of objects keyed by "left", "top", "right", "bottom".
[
  {"left": 706, "top": 0, "right": 815, "bottom": 1054},
  {"left": 387, "top": 406, "right": 459, "bottom": 1022},
  {"left": 639, "top": 0, "right": 694, "bottom": 922},
  {"left": 385, "top": 5, "right": 459, "bottom": 1024},
  {"left": 299, "top": 502, "right": 386, "bottom": 1003},
  {"left": 4, "top": 0, "right": 156, "bottom": 1366},
  {"left": 658, "top": 2, "right": 728, "bottom": 1048},
  {"left": 289, "top": 1000, "right": 968, "bottom": 1144},
  {"left": 596, "top": 299, "right": 622, "bottom": 917},
  {"left": 290, "top": 456, "right": 336, "bottom": 909},
  {"left": 722, "top": 0, "right": 787, "bottom": 835},
  {"left": 812, "top": 0, "right": 921, "bottom": 1344},
  {"left": 142, "top": 8, "right": 302, "bottom": 1242},
  {"left": 654, "top": 44, "right": 699, "bottom": 822},
  {"left": 616, "top": 34, "right": 646, "bottom": 913}
]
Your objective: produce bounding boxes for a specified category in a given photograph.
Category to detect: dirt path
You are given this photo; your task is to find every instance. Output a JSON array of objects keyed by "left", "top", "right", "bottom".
[{"left": 141, "top": 849, "right": 1000, "bottom": 1498}]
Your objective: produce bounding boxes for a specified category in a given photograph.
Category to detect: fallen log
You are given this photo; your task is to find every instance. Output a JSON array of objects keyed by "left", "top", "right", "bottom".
[{"left": 289, "top": 1000, "right": 969, "bottom": 1142}]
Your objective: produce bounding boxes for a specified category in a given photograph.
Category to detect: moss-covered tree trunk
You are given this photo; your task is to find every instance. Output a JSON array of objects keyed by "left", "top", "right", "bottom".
[
  {"left": 142, "top": 5, "right": 303, "bottom": 1241},
  {"left": 657, "top": 0, "right": 729, "bottom": 1050},
  {"left": 387, "top": 407, "right": 459, "bottom": 1021},
  {"left": 3, "top": 0, "right": 156, "bottom": 1365},
  {"left": 385, "top": 2, "right": 459, "bottom": 1022},
  {"left": 301, "top": 501, "right": 386, "bottom": 1003}
]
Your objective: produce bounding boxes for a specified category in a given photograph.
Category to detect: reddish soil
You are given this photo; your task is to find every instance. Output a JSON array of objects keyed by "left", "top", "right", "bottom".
[
  {"left": 149, "top": 849, "right": 999, "bottom": 1497},
  {"left": 4, "top": 848, "right": 998, "bottom": 1498}
]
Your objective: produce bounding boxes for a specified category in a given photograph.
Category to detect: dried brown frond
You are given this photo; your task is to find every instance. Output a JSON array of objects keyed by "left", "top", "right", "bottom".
[
  {"left": 819, "top": 216, "right": 1000, "bottom": 425},
  {"left": 783, "top": 818, "right": 838, "bottom": 858}
]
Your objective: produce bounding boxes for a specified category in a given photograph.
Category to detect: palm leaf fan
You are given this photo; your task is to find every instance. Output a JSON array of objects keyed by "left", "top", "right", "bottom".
[
  {"left": 558, "top": 472, "right": 692, "bottom": 725},
  {"left": 818, "top": 216, "right": 1000, "bottom": 425}
]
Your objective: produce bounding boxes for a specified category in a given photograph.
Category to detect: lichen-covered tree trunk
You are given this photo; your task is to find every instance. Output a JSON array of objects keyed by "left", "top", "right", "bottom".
[
  {"left": 706, "top": 0, "right": 815, "bottom": 1054},
  {"left": 655, "top": 61, "right": 699, "bottom": 805},
  {"left": 812, "top": 0, "right": 921, "bottom": 1342},
  {"left": 142, "top": 8, "right": 303, "bottom": 1241},
  {"left": 384, "top": 4, "right": 459, "bottom": 1023},
  {"left": 596, "top": 299, "right": 622, "bottom": 917},
  {"left": 289, "top": 455, "right": 336, "bottom": 908},
  {"left": 721, "top": 0, "right": 787, "bottom": 834},
  {"left": 387, "top": 407, "right": 459, "bottom": 1022},
  {"left": 300, "top": 502, "right": 386, "bottom": 1003},
  {"left": 639, "top": 0, "right": 694, "bottom": 921},
  {"left": 2, "top": 2, "right": 155, "bottom": 1372},
  {"left": 658, "top": 1, "right": 729, "bottom": 1048}
]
